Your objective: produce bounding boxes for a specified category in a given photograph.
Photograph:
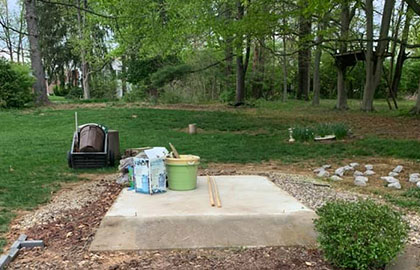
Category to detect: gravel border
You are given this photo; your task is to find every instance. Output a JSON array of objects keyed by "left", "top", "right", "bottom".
[{"left": 269, "top": 172, "right": 420, "bottom": 246}]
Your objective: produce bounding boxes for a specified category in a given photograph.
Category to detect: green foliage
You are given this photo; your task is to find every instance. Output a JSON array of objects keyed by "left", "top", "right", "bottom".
[
  {"left": 123, "top": 83, "right": 148, "bottom": 102},
  {"left": 65, "top": 86, "right": 83, "bottom": 100},
  {"left": 316, "top": 123, "right": 349, "bottom": 139},
  {"left": 292, "top": 126, "right": 315, "bottom": 141},
  {"left": 314, "top": 200, "right": 409, "bottom": 270},
  {"left": 0, "top": 60, "right": 34, "bottom": 108},
  {"left": 53, "top": 85, "right": 70, "bottom": 97},
  {"left": 90, "top": 76, "right": 118, "bottom": 99},
  {"left": 150, "top": 64, "right": 191, "bottom": 89},
  {"left": 126, "top": 55, "right": 180, "bottom": 85},
  {"left": 385, "top": 188, "right": 420, "bottom": 211}
]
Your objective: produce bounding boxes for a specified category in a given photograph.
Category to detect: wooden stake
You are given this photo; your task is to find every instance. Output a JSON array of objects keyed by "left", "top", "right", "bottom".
[
  {"left": 207, "top": 175, "right": 215, "bottom": 207},
  {"left": 211, "top": 177, "right": 222, "bottom": 208},
  {"left": 169, "top": 142, "right": 180, "bottom": 158}
]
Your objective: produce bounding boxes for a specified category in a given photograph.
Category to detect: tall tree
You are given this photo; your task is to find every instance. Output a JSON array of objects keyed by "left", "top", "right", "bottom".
[
  {"left": 77, "top": 0, "right": 90, "bottom": 99},
  {"left": 362, "top": 0, "right": 396, "bottom": 111},
  {"left": 335, "top": 0, "right": 356, "bottom": 110},
  {"left": 297, "top": 2, "right": 311, "bottom": 101},
  {"left": 391, "top": 8, "right": 412, "bottom": 99},
  {"left": 25, "top": 0, "right": 49, "bottom": 105},
  {"left": 234, "top": 0, "right": 250, "bottom": 105}
]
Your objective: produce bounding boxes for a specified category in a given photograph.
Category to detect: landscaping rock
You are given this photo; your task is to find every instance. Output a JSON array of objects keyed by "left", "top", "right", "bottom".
[
  {"left": 388, "top": 182, "right": 402, "bottom": 189},
  {"left": 322, "top": 164, "right": 331, "bottom": 169},
  {"left": 353, "top": 170, "right": 364, "bottom": 177},
  {"left": 388, "top": 172, "right": 399, "bottom": 177},
  {"left": 381, "top": 176, "right": 399, "bottom": 183},
  {"left": 417, "top": 181, "right": 420, "bottom": 188},
  {"left": 354, "top": 176, "right": 368, "bottom": 186},
  {"left": 317, "top": 170, "right": 330, "bottom": 178},
  {"left": 344, "top": 165, "right": 354, "bottom": 171},
  {"left": 350, "top": 162, "right": 359, "bottom": 168},
  {"left": 410, "top": 173, "right": 420, "bottom": 183},
  {"left": 393, "top": 165, "right": 404, "bottom": 173},
  {"left": 313, "top": 167, "right": 323, "bottom": 173},
  {"left": 365, "top": 164, "right": 373, "bottom": 170},
  {"left": 364, "top": 170, "right": 375, "bottom": 176},
  {"left": 330, "top": 175, "right": 343, "bottom": 181},
  {"left": 335, "top": 167, "right": 345, "bottom": 177}
]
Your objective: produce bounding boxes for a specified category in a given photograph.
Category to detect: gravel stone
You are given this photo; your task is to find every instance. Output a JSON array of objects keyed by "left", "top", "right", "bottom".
[
  {"left": 316, "top": 170, "right": 330, "bottom": 178},
  {"left": 354, "top": 176, "right": 368, "bottom": 186},
  {"left": 271, "top": 173, "right": 361, "bottom": 210},
  {"left": 381, "top": 176, "right": 399, "bottom": 183},
  {"left": 334, "top": 167, "right": 345, "bottom": 177},
  {"left": 330, "top": 175, "right": 343, "bottom": 181},
  {"left": 353, "top": 170, "right": 364, "bottom": 176},
  {"left": 365, "top": 164, "right": 373, "bottom": 170},
  {"left": 364, "top": 170, "right": 375, "bottom": 176},
  {"left": 15, "top": 174, "right": 117, "bottom": 230},
  {"left": 388, "top": 182, "right": 401, "bottom": 189},
  {"left": 393, "top": 165, "right": 404, "bottom": 173}
]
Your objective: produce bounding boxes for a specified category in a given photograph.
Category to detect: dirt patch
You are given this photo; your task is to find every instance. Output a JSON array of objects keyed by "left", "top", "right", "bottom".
[{"left": 174, "top": 127, "right": 270, "bottom": 136}]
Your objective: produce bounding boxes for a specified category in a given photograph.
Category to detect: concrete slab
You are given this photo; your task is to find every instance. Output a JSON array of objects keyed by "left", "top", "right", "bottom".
[{"left": 90, "top": 175, "right": 317, "bottom": 251}]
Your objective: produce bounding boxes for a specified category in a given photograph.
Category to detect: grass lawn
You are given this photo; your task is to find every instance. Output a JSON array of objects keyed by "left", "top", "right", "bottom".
[{"left": 0, "top": 98, "right": 419, "bottom": 250}]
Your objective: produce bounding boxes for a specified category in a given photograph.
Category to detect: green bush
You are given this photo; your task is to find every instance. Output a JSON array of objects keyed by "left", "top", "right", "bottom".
[
  {"left": 52, "top": 85, "right": 70, "bottom": 97},
  {"left": 0, "top": 59, "right": 34, "bottom": 108},
  {"left": 90, "top": 76, "right": 118, "bottom": 99},
  {"left": 65, "top": 86, "right": 83, "bottom": 99},
  {"left": 314, "top": 200, "right": 409, "bottom": 270}
]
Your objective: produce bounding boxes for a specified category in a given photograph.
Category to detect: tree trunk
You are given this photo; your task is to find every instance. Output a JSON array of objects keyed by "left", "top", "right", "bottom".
[
  {"left": 25, "top": 0, "right": 49, "bottom": 106},
  {"left": 362, "top": 0, "right": 395, "bottom": 111},
  {"left": 251, "top": 41, "right": 265, "bottom": 99},
  {"left": 312, "top": 22, "right": 323, "bottom": 106},
  {"left": 77, "top": 0, "right": 90, "bottom": 99},
  {"left": 336, "top": 67, "right": 348, "bottom": 109},
  {"left": 362, "top": 0, "right": 375, "bottom": 111},
  {"left": 235, "top": 54, "right": 245, "bottom": 104},
  {"left": 121, "top": 55, "right": 127, "bottom": 96},
  {"left": 411, "top": 79, "right": 420, "bottom": 114},
  {"left": 297, "top": 5, "right": 311, "bottom": 100},
  {"left": 282, "top": 33, "right": 288, "bottom": 102},
  {"left": 234, "top": 1, "right": 250, "bottom": 106},
  {"left": 391, "top": 10, "right": 411, "bottom": 99},
  {"left": 335, "top": 1, "right": 351, "bottom": 110}
]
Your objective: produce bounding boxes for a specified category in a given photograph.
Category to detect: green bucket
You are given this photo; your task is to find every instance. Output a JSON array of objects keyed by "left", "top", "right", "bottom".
[{"left": 166, "top": 155, "right": 200, "bottom": 191}]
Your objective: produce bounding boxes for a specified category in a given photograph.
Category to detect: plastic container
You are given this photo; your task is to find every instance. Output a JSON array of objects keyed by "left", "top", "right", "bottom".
[{"left": 166, "top": 155, "right": 200, "bottom": 191}]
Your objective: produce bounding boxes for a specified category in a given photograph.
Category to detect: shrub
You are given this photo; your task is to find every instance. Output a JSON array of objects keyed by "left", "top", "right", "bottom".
[
  {"left": 0, "top": 59, "right": 34, "bottom": 108},
  {"left": 314, "top": 200, "right": 409, "bottom": 270},
  {"left": 65, "top": 86, "right": 83, "bottom": 99}
]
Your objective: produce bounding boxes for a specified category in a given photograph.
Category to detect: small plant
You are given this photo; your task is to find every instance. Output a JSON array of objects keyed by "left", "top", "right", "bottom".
[
  {"left": 315, "top": 123, "right": 349, "bottom": 139},
  {"left": 291, "top": 126, "right": 315, "bottom": 142},
  {"left": 314, "top": 200, "right": 408, "bottom": 270},
  {"left": 291, "top": 123, "right": 349, "bottom": 142}
]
